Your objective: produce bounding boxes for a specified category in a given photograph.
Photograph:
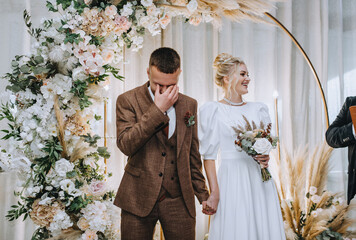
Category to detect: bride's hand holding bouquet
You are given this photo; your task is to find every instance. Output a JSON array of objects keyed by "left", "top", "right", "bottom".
[{"left": 233, "top": 116, "right": 278, "bottom": 181}]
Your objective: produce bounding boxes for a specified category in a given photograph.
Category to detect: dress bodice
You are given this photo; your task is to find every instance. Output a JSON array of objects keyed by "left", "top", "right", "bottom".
[{"left": 198, "top": 101, "right": 271, "bottom": 160}]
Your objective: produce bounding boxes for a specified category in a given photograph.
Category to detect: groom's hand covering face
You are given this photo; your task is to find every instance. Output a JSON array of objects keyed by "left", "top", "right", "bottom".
[{"left": 148, "top": 66, "right": 181, "bottom": 113}]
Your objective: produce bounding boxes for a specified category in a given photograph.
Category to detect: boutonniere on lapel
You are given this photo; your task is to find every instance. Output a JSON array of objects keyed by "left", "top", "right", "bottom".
[{"left": 184, "top": 111, "right": 195, "bottom": 127}]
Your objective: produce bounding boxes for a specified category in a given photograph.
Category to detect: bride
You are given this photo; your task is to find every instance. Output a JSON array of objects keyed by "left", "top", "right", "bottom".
[{"left": 199, "top": 53, "right": 286, "bottom": 239}]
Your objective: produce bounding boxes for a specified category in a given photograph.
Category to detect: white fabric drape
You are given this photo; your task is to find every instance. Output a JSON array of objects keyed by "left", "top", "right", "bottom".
[{"left": 1, "top": 0, "right": 356, "bottom": 239}]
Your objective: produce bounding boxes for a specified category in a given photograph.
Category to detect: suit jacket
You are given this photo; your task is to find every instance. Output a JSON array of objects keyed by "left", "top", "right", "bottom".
[
  {"left": 113, "top": 82, "right": 209, "bottom": 217},
  {"left": 326, "top": 96, "right": 356, "bottom": 204}
]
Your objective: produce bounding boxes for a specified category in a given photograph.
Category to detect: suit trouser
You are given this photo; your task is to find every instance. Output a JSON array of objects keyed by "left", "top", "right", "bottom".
[{"left": 121, "top": 193, "right": 195, "bottom": 240}]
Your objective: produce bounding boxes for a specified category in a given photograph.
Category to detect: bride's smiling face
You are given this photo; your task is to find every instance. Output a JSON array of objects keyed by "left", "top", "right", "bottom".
[{"left": 227, "top": 64, "right": 250, "bottom": 96}]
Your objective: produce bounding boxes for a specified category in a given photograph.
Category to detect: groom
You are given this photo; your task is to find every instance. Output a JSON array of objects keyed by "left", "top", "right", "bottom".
[
  {"left": 114, "top": 47, "right": 210, "bottom": 239},
  {"left": 326, "top": 96, "right": 356, "bottom": 204}
]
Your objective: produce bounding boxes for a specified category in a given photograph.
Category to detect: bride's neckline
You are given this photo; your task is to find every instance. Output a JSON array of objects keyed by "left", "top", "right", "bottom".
[{"left": 217, "top": 101, "right": 249, "bottom": 107}]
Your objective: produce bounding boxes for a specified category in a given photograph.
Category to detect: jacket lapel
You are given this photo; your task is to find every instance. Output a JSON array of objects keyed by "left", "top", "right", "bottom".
[
  {"left": 136, "top": 81, "right": 153, "bottom": 114},
  {"left": 175, "top": 94, "right": 187, "bottom": 158}
]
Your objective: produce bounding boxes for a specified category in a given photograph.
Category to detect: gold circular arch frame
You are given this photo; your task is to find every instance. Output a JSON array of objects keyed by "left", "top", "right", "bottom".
[
  {"left": 103, "top": 12, "right": 331, "bottom": 239},
  {"left": 264, "top": 12, "right": 330, "bottom": 128}
]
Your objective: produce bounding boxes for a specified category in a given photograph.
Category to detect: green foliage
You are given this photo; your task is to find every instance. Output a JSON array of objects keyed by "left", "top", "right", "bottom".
[
  {"left": 56, "top": 0, "right": 73, "bottom": 10},
  {"left": 75, "top": 179, "right": 84, "bottom": 189},
  {"left": 97, "top": 231, "right": 109, "bottom": 240},
  {"left": 64, "top": 31, "right": 83, "bottom": 44},
  {"left": 87, "top": 74, "right": 109, "bottom": 85},
  {"left": 46, "top": 1, "right": 58, "bottom": 12},
  {"left": 6, "top": 196, "right": 34, "bottom": 221},
  {"left": 102, "top": 190, "right": 115, "bottom": 201},
  {"left": 4, "top": 55, "right": 56, "bottom": 94},
  {"left": 103, "top": 64, "right": 124, "bottom": 81},
  {"left": 23, "top": 10, "right": 43, "bottom": 40},
  {"left": 90, "top": 0, "right": 114, "bottom": 9},
  {"left": 66, "top": 170, "right": 78, "bottom": 178},
  {"left": 94, "top": 114, "right": 102, "bottom": 121},
  {"left": 0, "top": 103, "right": 21, "bottom": 140},
  {"left": 90, "top": 35, "right": 105, "bottom": 46},
  {"left": 67, "top": 195, "right": 91, "bottom": 213},
  {"left": 315, "top": 229, "right": 343, "bottom": 240},
  {"left": 47, "top": 0, "right": 87, "bottom": 13},
  {"left": 33, "top": 137, "right": 63, "bottom": 184},
  {"left": 70, "top": 80, "right": 93, "bottom": 110},
  {"left": 81, "top": 133, "right": 101, "bottom": 147},
  {"left": 31, "top": 227, "right": 51, "bottom": 240},
  {"left": 97, "top": 147, "right": 110, "bottom": 159}
]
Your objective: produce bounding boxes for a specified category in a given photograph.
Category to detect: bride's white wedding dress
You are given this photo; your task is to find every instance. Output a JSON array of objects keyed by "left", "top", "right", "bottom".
[{"left": 199, "top": 101, "right": 286, "bottom": 240}]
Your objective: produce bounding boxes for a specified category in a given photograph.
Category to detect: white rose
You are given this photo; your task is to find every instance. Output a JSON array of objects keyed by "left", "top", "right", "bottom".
[
  {"left": 252, "top": 138, "right": 272, "bottom": 155},
  {"left": 54, "top": 158, "right": 74, "bottom": 178},
  {"left": 309, "top": 186, "right": 317, "bottom": 195}
]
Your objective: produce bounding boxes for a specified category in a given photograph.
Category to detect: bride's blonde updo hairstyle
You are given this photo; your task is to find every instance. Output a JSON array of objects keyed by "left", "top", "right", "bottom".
[{"left": 213, "top": 53, "right": 245, "bottom": 95}]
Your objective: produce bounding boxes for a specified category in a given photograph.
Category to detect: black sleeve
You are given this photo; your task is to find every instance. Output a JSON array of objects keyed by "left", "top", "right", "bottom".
[{"left": 326, "top": 97, "right": 356, "bottom": 148}]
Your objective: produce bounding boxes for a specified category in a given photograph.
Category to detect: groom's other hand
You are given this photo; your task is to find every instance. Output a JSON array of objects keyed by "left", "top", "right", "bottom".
[{"left": 154, "top": 84, "right": 179, "bottom": 113}]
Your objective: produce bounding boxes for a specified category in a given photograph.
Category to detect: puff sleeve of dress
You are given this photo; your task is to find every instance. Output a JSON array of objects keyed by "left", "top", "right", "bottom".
[
  {"left": 198, "top": 102, "right": 220, "bottom": 160},
  {"left": 258, "top": 102, "right": 272, "bottom": 126}
]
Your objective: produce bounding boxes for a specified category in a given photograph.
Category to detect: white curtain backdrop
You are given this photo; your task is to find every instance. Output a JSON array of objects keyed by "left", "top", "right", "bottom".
[{"left": 1, "top": 0, "right": 356, "bottom": 239}]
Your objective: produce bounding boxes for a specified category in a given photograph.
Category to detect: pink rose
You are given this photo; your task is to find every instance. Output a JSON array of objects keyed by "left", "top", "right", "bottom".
[
  {"left": 87, "top": 180, "right": 106, "bottom": 196},
  {"left": 114, "top": 15, "right": 132, "bottom": 34},
  {"left": 105, "top": 5, "right": 117, "bottom": 18}
]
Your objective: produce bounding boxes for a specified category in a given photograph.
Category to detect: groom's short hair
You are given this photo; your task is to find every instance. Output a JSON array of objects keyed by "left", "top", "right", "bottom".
[{"left": 149, "top": 47, "right": 180, "bottom": 74}]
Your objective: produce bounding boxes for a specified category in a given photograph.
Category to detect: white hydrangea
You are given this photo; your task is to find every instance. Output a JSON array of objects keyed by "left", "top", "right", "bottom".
[
  {"left": 48, "top": 210, "right": 73, "bottom": 236},
  {"left": 81, "top": 201, "right": 110, "bottom": 233},
  {"left": 120, "top": 2, "right": 133, "bottom": 16},
  {"left": 141, "top": 0, "right": 153, "bottom": 7}
]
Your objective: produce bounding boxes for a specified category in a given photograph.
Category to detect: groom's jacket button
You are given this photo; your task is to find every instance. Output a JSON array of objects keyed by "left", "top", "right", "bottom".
[
  {"left": 162, "top": 152, "right": 166, "bottom": 157},
  {"left": 159, "top": 172, "right": 163, "bottom": 177}
]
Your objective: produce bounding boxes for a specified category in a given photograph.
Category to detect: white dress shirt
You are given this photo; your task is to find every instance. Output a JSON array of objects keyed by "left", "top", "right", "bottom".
[
  {"left": 353, "top": 124, "right": 356, "bottom": 139},
  {"left": 148, "top": 86, "right": 176, "bottom": 139}
]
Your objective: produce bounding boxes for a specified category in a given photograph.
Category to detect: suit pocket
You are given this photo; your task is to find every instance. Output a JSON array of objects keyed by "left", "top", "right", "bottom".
[{"left": 124, "top": 164, "right": 141, "bottom": 177}]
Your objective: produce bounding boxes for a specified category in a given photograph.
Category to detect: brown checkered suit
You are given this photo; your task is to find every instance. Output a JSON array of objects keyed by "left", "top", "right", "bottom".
[{"left": 114, "top": 82, "right": 209, "bottom": 239}]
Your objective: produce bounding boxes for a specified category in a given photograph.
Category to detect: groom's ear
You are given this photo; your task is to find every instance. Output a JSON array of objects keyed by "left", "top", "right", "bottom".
[{"left": 147, "top": 67, "right": 150, "bottom": 77}]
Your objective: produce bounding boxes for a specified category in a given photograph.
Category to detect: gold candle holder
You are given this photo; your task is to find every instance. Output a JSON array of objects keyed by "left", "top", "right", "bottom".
[{"left": 273, "top": 91, "right": 281, "bottom": 162}]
